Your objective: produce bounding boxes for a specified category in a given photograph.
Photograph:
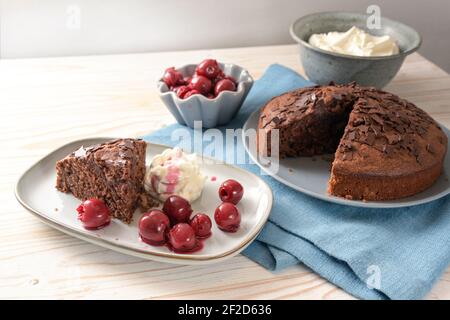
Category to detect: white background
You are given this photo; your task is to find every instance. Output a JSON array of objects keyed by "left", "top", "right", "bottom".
[{"left": 1, "top": 0, "right": 449, "bottom": 72}]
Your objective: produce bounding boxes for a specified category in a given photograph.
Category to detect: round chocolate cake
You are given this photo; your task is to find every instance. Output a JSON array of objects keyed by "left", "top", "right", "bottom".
[{"left": 257, "top": 83, "right": 448, "bottom": 201}]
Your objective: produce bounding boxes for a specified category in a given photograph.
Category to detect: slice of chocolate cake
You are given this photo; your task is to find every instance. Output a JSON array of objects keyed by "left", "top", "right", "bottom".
[{"left": 56, "top": 138, "right": 148, "bottom": 223}]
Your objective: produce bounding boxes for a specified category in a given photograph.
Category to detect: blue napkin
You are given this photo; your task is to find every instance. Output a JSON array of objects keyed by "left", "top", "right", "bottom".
[{"left": 144, "top": 64, "right": 450, "bottom": 300}]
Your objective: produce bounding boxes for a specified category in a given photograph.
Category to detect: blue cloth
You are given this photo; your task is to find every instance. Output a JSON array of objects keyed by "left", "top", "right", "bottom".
[{"left": 143, "top": 64, "right": 450, "bottom": 300}]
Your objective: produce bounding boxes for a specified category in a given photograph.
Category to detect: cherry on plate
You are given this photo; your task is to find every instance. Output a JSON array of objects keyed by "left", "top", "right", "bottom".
[
  {"left": 139, "top": 210, "right": 171, "bottom": 246},
  {"left": 163, "top": 67, "right": 184, "bottom": 88},
  {"left": 76, "top": 198, "right": 111, "bottom": 230},
  {"left": 214, "top": 202, "right": 241, "bottom": 233},
  {"left": 189, "top": 75, "right": 212, "bottom": 95},
  {"left": 162, "top": 195, "right": 193, "bottom": 225},
  {"left": 190, "top": 213, "right": 212, "bottom": 238},
  {"left": 218, "top": 179, "right": 244, "bottom": 204},
  {"left": 214, "top": 78, "right": 236, "bottom": 96},
  {"left": 195, "top": 59, "right": 221, "bottom": 79},
  {"left": 168, "top": 223, "right": 197, "bottom": 252}
]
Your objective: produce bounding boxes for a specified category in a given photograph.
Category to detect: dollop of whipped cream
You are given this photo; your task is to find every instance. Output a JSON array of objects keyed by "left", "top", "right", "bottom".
[
  {"left": 308, "top": 26, "right": 399, "bottom": 57},
  {"left": 145, "top": 147, "right": 205, "bottom": 202}
]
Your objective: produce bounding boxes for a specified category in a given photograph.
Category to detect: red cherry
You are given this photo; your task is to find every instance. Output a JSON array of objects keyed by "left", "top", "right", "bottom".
[
  {"left": 206, "top": 93, "right": 215, "bottom": 99},
  {"left": 214, "top": 78, "right": 236, "bottom": 96},
  {"left": 189, "top": 75, "right": 212, "bottom": 95},
  {"left": 183, "top": 89, "right": 201, "bottom": 99},
  {"left": 162, "top": 195, "right": 193, "bottom": 225},
  {"left": 162, "top": 67, "right": 184, "bottom": 88},
  {"left": 175, "top": 85, "right": 191, "bottom": 99},
  {"left": 168, "top": 223, "right": 197, "bottom": 252},
  {"left": 214, "top": 70, "right": 226, "bottom": 83},
  {"left": 218, "top": 179, "right": 244, "bottom": 204},
  {"left": 190, "top": 213, "right": 212, "bottom": 238},
  {"left": 195, "top": 59, "right": 221, "bottom": 79},
  {"left": 76, "top": 198, "right": 111, "bottom": 230},
  {"left": 139, "top": 210, "right": 170, "bottom": 246},
  {"left": 214, "top": 202, "right": 241, "bottom": 233}
]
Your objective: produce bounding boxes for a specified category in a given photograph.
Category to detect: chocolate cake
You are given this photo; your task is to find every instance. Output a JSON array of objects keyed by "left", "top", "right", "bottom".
[
  {"left": 56, "top": 138, "right": 151, "bottom": 223},
  {"left": 257, "top": 83, "right": 448, "bottom": 201}
]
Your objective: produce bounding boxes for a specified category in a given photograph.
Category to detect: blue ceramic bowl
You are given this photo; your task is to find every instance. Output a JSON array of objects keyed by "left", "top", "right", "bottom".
[
  {"left": 290, "top": 12, "right": 422, "bottom": 88},
  {"left": 158, "top": 63, "right": 253, "bottom": 129}
]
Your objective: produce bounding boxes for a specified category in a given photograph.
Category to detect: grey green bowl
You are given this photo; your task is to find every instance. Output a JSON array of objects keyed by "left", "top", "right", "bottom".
[
  {"left": 290, "top": 12, "right": 422, "bottom": 88},
  {"left": 158, "top": 63, "right": 253, "bottom": 129}
]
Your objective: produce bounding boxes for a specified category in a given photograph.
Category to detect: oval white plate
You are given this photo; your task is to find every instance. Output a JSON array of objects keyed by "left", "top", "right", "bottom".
[
  {"left": 15, "top": 138, "right": 273, "bottom": 265},
  {"left": 243, "top": 110, "right": 450, "bottom": 208}
]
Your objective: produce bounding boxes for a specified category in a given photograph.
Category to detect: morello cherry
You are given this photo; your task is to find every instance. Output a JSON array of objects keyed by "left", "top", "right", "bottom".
[
  {"left": 76, "top": 198, "right": 111, "bottom": 230},
  {"left": 183, "top": 89, "right": 201, "bottom": 99},
  {"left": 214, "top": 78, "right": 236, "bottom": 96},
  {"left": 195, "top": 59, "right": 221, "bottom": 79},
  {"left": 190, "top": 213, "right": 212, "bottom": 238},
  {"left": 214, "top": 202, "right": 241, "bottom": 233},
  {"left": 219, "top": 179, "right": 244, "bottom": 204},
  {"left": 168, "top": 223, "right": 197, "bottom": 252},
  {"left": 214, "top": 70, "right": 226, "bottom": 82},
  {"left": 189, "top": 75, "right": 212, "bottom": 95},
  {"left": 163, "top": 67, "right": 184, "bottom": 87},
  {"left": 139, "top": 210, "right": 170, "bottom": 246},
  {"left": 175, "top": 85, "right": 191, "bottom": 99},
  {"left": 162, "top": 195, "right": 193, "bottom": 225}
]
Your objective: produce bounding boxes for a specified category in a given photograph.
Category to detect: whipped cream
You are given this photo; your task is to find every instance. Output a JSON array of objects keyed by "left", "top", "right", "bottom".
[
  {"left": 145, "top": 147, "right": 205, "bottom": 202},
  {"left": 308, "top": 26, "right": 399, "bottom": 57}
]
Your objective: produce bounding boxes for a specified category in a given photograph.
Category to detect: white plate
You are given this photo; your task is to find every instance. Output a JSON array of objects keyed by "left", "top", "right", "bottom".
[
  {"left": 15, "top": 138, "right": 273, "bottom": 265},
  {"left": 243, "top": 110, "right": 450, "bottom": 208}
]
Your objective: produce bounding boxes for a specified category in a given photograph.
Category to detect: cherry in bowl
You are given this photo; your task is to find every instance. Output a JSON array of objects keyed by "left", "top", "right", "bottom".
[
  {"left": 189, "top": 75, "right": 212, "bottom": 95},
  {"left": 214, "top": 202, "right": 241, "bottom": 233},
  {"left": 195, "top": 59, "right": 221, "bottom": 79},
  {"left": 163, "top": 67, "right": 184, "bottom": 88},
  {"left": 139, "top": 210, "right": 171, "bottom": 246},
  {"left": 219, "top": 179, "right": 244, "bottom": 204},
  {"left": 76, "top": 198, "right": 111, "bottom": 230},
  {"left": 214, "top": 78, "right": 236, "bottom": 96}
]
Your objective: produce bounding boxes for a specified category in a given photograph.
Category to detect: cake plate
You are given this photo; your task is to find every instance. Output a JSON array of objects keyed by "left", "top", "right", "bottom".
[{"left": 243, "top": 109, "right": 450, "bottom": 208}]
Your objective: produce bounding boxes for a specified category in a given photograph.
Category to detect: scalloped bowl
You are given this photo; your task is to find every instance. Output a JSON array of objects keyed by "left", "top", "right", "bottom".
[{"left": 157, "top": 63, "right": 253, "bottom": 128}]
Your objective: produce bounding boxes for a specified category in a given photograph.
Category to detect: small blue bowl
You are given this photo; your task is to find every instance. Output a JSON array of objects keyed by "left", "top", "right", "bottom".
[
  {"left": 290, "top": 12, "right": 422, "bottom": 88},
  {"left": 158, "top": 63, "right": 253, "bottom": 129}
]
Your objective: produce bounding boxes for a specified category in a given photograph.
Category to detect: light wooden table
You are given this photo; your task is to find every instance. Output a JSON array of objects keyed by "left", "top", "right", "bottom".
[{"left": 1, "top": 45, "right": 449, "bottom": 300}]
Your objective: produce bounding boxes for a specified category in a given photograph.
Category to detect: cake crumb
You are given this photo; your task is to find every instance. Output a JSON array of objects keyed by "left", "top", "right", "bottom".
[
  {"left": 29, "top": 279, "right": 39, "bottom": 286},
  {"left": 54, "top": 208, "right": 59, "bottom": 212}
]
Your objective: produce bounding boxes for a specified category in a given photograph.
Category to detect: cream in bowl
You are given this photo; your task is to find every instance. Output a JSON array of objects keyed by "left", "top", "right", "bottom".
[
  {"left": 145, "top": 147, "right": 206, "bottom": 202},
  {"left": 309, "top": 26, "right": 399, "bottom": 57},
  {"left": 290, "top": 12, "right": 422, "bottom": 88}
]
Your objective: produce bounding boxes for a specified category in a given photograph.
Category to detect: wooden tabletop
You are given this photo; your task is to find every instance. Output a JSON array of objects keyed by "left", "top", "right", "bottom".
[{"left": 1, "top": 44, "right": 449, "bottom": 300}]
